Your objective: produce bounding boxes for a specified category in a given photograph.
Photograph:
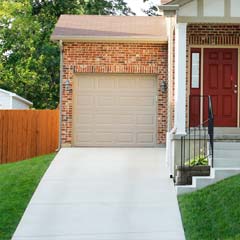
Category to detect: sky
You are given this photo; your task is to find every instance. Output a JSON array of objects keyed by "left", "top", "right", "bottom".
[{"left": 125, "top": 0, "right": 160, "bottom": 15}]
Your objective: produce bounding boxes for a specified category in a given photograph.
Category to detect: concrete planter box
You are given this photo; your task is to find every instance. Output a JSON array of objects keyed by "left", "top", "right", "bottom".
[{"left": 175, "top": 165, "right": 211, "bottom": 185}]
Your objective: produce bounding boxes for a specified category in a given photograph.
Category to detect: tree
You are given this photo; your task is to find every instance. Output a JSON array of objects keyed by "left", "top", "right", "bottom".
[
  {"left": 83, "top": 0, "right": 134, "bottom": 15},
  {"left": 0, "top": 0, "right": 134, "bottom": 109},
  {"left": 143, "top": 0, "right": 160, "bottom": 16}
]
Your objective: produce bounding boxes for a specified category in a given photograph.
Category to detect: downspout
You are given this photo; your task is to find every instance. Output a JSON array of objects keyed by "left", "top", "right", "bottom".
[{"left": 57, "top": 40, "right": 63, "bottom": 151}]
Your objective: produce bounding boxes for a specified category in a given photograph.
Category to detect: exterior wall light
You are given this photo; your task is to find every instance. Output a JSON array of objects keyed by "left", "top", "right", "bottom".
[
  {"left": 160, "top": 80, "right": 167, "bottom": 93},
  {"left": 64, "top": 79, "right": 71, "bottom": 91}
]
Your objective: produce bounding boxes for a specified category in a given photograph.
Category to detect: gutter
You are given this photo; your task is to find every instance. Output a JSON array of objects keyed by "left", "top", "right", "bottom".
[
  {"left": 57, "top": 40, "right": 63, "bottom": 151},
  {"left": 50, "top": 36, "right": 168, "bottom": 44}
]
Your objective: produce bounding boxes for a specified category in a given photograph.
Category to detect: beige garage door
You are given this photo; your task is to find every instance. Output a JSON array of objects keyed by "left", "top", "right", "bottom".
[{"left": 73, "top": 74, "right": 157, "bottom": 147}]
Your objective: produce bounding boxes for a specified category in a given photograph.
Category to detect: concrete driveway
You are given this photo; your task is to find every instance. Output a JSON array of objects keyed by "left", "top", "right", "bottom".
[{"left": 12, "top": 148, "right": 185, "bottom": 240}]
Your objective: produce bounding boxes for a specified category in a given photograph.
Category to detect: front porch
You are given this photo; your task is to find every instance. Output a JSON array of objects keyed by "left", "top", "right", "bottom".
[
  {"left": 160, "top": 0, "right": 240, "bottom": 192},
  {"left": 165, "top": 21, "right": 240, "bottom": 177}
]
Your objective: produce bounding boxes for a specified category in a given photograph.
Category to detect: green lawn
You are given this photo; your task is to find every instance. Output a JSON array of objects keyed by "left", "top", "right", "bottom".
[
  {"left": 178, "top": 174, "right": 240, "bottom": 240},
  {"left": 0, "top": 154, "right": 55, "bottom": 240}
]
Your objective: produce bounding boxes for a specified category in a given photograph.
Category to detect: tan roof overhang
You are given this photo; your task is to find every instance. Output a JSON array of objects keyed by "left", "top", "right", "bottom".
[{"left": 51, "top": 15, "right": 168, "bottom": 43}]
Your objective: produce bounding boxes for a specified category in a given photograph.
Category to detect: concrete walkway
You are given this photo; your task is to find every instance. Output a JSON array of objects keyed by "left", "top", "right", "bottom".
[{"left": 12, "top": 148, "right": 185, "bottom": 240}]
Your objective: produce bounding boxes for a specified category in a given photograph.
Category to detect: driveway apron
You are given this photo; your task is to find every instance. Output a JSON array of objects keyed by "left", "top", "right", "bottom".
[{"left": 12, "top": 148, "right": 185, "bottom": 240}]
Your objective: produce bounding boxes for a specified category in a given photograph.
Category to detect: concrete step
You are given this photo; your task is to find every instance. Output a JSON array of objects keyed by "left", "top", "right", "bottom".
[
  {"left": 214, "top": 149, "right": 240, "bottom": 158},
  {"left": 214, "top": 168, "right": 240, "bottom": 180},
  {"left": 194, "top": 168, "right": 240, "bottom": 188},
  {"left": 214, "top": 157, "right": 240, "bottom": 168},
  {"left": 214, "top": 128, "right": 240, "bottom": 135},
  {"left": 214, "top": 142, "right": 240, "bottom": 150},
  {"left": 175, "top": 134, "right": 240, "bottom": 141},
  {"left": 214, "top": 135, "right": 240, "bottom": 141},
  {"left": 176, "top": 168, "right": 240, "bottom": 195},
  {"left": 189, "top": 128, "right": 240, "bottom": 135},
  {"left": 184, "top": 127, "right": 240, "bottom": 141}
]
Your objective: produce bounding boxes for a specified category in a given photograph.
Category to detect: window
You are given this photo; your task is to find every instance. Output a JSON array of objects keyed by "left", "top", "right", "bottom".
[{"left": 191, "top": 50, "right": 201, "bottom": 89}]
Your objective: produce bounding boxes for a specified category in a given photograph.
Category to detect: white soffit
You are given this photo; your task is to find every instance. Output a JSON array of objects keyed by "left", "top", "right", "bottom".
[
  {"left": 231, "top": 0, "right": 240, "bottom": 17},
  {"left": 178, "top": 0, "right": 198, "bottom": 17},
  {"left": 203, "top": 0, "right": 224, "bottom": 17}
]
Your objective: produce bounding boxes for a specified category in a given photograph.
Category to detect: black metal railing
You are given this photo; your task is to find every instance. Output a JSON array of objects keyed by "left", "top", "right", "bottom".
[{"left": 180, "top": 95, "right": 214, "bottom": 170}]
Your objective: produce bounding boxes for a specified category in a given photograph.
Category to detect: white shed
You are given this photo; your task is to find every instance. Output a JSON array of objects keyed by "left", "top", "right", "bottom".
[{"left": 0, "top": 89, "right": 33, "bottom": 109}]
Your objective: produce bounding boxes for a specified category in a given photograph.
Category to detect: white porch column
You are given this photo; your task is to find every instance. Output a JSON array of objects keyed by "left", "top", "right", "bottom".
[{"left": 174, "top": 23, "right": 187, "bottom": 135}]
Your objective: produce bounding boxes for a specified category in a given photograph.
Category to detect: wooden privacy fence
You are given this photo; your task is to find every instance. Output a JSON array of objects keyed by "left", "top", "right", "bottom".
[{"left": 0, "top": 110, "right": 59, "bottom": 164}]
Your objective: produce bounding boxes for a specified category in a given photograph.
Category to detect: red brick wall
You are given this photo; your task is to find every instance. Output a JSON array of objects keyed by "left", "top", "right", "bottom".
[
  {"left": 188, "top": 24, "right": 240, "bottom": 45},
  {"left": 62, "top": 42, "right": 168, "bottom": 146}
]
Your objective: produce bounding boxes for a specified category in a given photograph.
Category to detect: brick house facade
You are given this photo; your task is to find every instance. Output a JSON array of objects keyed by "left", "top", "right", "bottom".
[
  {"left": 51, "top": 1, "right": 240, "bottom": 175},
  {"left": 62, "top": 42, "right": 168, "bottom": 145}
]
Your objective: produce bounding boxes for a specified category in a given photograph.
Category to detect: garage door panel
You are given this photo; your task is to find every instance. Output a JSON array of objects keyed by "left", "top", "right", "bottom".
[
  {"left": 95, "top": 115, "right": 113, "bottom": 124},
  {"left": 76, "top": 95, "right": 94, "bottom": 105},
  {"left": 118, "top": 96, "right": 138, "bottom": 106},
  {"left": 136, "top": 115, "right": 155, "bottom": 125},
  {"left": 117, "top": 115, "right": 135, "bottom": 124},
  {"left": 73, "top": 74, "right": 157, "bottom": 147},
  {"left": 135, "top": 126, "right": 156, "bottom": 132},
  {"left": 118, "top": 96, "right": 154, "bottom": 107},
  {"left": 138, "top": 97, "right": 155, "bottom": 106},
  {"left": 137, "top": 78, "right": 155, "bottom": 89},
  {"left": 95, "top": 126, "right": 136, "bottom": 132},
  {"left": 117, "top": 79, "right": 136, "bottom": 88},
  {"left": 78, "top": 78, "right": 95, "bottom": 89},
  {"left": 75, "top": 132, "right": 92, "bottom": 143},
  {"left": 98, "top": 78, "right": 115, "bottom": 89},
  {"left": 136, "top": 133, "right": 155, "bottom": 144},
  {"left": 97, "top": 96, "right": 115, "bottom": 106},
  {"left": 75, "top": 114, "right": 93, "bottom": 124},
  {"left": 95, "top": 133, "right": 114, "bottom": 143},
  {"left": 117, "top": 133, "right": 134, "bottom": 143}
]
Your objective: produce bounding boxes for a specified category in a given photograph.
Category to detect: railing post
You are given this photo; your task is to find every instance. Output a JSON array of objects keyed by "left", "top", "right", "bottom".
[{"left": 208, "top": 96, "right": 214, "bottom": 167}]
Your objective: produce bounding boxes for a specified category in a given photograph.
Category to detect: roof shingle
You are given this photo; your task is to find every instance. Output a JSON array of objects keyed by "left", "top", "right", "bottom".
[{"left": 51, "top": 15, "right": 167, "bottom": 42}]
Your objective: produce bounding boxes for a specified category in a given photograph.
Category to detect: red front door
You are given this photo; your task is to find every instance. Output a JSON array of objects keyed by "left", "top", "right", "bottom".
[{"left": 204, "top": 48, "right": 238, "bottom": 127}]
